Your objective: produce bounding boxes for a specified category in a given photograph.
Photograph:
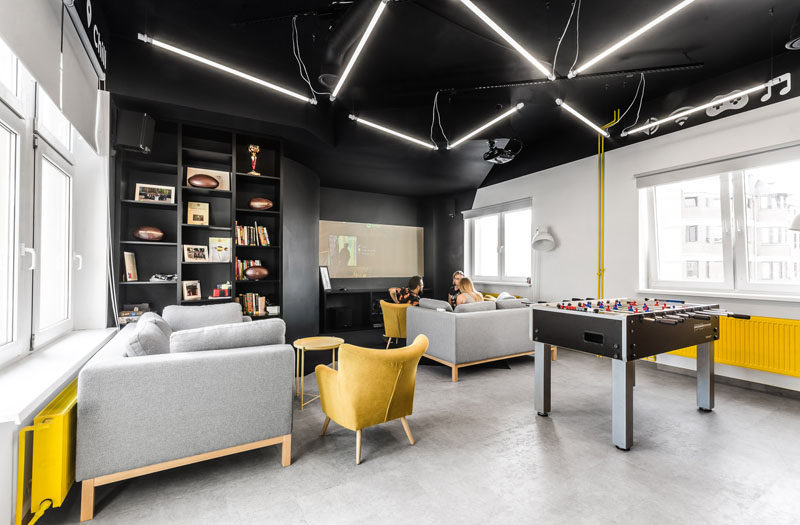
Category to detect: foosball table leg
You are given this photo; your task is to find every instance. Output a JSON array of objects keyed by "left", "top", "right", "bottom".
[
  {"left": 534, "top": 342, "right": 551, "bottom": 416},
  {"left": 612, "top": 360, "right": 634, "bottom": 450},
  {"left": 696, "top": 341, "right": 715, "bottom": 411}
]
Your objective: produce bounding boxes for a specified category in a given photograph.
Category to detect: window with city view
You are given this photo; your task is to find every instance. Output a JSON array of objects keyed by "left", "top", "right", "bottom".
[{"left": 641, "top": 153, "right": 800, "bottom": 295}]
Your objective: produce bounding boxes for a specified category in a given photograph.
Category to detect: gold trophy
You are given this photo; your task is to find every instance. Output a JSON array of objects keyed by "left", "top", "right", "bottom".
[{"left": 248, "top": 144, "right": 261, "bottom": 175}]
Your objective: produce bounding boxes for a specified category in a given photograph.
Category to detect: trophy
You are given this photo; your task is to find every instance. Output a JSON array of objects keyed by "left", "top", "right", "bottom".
[{"left": 248, "top": 144, "right": 261, "bottom": 175}]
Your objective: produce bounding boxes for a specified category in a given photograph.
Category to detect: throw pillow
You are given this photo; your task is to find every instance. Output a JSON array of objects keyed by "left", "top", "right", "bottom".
[
  {"left": 418, "top": 298, "right": 453, "bottom": 312},
  {"left": 162, "top": 303, "right": 244, "bottom": 331},
  {"left": 496, "top": 299, "right": 527, "bottom": 309},
  {"left": 126, "top": 317, "right": 170, "bottom": 357},
  {"left": 170, "top": 318, "right": 286, "bottom": 353},
  {"left": 453, "top": 301, "right": 496, "bottom": 313}
]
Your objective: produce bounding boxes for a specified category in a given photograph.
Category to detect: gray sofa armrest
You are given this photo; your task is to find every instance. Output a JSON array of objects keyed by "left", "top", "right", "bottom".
[
  {"left": 406, "top": 307, "right": 457, "bottom": 364},
  {"left": 454, "top": 308, "right": 534, "bottom": 364},
  {"left": 76, "top": 343, "right": 294, "bottom": 481}
]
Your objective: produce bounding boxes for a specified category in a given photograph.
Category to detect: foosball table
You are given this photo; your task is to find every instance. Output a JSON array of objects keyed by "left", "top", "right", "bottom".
[{"left": 528, "top": 298, "right": 749, "bottom": 450}]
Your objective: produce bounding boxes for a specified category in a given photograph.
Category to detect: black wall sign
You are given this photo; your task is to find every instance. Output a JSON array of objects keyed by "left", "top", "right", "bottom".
[{"left": 66, "top": 0, "right": 108, "bottom": 78}]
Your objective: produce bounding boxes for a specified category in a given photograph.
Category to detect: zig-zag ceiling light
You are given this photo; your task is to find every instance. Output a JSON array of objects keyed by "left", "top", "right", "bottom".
[
  {"left": 349, "top": 114, "right": 438, "bottom": 150},
  {"left": 330, "top": 0, "right": 389, "bottom": 101},
  {"left": 137, "top": 34, "right": 315, "bottom": 104},
  {"left": 448, "top": 103, "right": 525, "bottom": 150}
]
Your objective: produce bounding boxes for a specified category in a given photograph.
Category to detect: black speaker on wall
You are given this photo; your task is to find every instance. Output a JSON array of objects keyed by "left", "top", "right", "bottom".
[{"left": 115, "top": 110, "right": 155, "bottom": 153}]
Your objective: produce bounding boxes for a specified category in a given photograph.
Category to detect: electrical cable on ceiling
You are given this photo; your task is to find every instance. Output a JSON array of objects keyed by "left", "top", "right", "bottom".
[
  {"left": 292, "top": 15, "right": 330, "bottom": 101},
  {"left": 569, "top": 0, "right": 582, "bottom": 73},
  {"left": 619, "top": 73, "right": 646, "bottom": 134},
  {"left": 551, "top": 0, "right": 579, "bottom": 78},
  {"left": 430, "top": 91, "right": 450, "bottom": 148}
]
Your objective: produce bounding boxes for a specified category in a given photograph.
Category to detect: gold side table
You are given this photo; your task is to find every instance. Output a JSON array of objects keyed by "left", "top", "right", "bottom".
[{"left": 293, "top": 336, "right": 344, "bottom": 410}]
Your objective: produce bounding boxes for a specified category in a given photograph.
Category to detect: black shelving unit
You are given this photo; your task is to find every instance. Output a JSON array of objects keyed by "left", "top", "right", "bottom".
[{"left": 115, "top": 118, "right": 283, "bottom": 319}]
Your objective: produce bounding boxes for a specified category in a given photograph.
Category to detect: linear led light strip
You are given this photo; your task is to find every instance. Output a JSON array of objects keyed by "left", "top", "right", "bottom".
[
  {"left": 555, "top": 99, "right": 609, "bottom": 138},
  {"left": 569, "top": 0, "right": 697, "bottom": 78},
  {"left": 621, "top": 83, "right": 769, "bottom": 137},
  {"left": 349, "top": 114, "right": 438, "bottom": 150},
  {"left": 458, "top": 0, "right": 553, "bottom": 80},
  {"left": 330, "top": 1, "right": 388, "bottom": 101},
  {"left": 137, "top": 34, "right": 315, "bottom": 104},
  {"left": 448, "top": 103, "right": 524, "bottom": 150}
]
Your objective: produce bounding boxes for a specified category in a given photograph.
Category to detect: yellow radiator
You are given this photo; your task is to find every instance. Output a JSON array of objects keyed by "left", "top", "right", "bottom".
[
  {"left": 669, "top": 316, "right": 800, "bottom": 378},
  {"left": 15, "top": 379, "right": 78, "bottom": 525}
]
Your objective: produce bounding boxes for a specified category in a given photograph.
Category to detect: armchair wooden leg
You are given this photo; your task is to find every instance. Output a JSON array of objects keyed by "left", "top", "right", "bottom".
[
  {"left": 356, "top": 430, "right": 362, "bottom": 464},
  {"left": 552, "top": 346, "right": 558, "bottom": 361},
  {"left": 321, "top": 416, "right": 331, "bottom": 436},
  {"left": 281, "top": 434, "right": 292, "bottom": 467},
  {"left": 385, "top": 337, "right": 392, "bottom": 349},
  {"left": 80, "top": 479, "right": 95, "bottom": 522},
  {"left": 451, "top": 366, "right": 459, "bottom": 382},
  {"left": 400, "top": 417, "right": 415, "bottom": 445}
]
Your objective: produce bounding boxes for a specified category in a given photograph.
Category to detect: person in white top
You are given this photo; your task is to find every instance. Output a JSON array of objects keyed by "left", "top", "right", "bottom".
[{"left": 455, "top": 277, "right": 484, "bottom": 306}]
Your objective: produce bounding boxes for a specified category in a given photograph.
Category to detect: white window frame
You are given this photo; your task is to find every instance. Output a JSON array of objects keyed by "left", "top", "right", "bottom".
[
  {"left": 463, "top": 198, "right": 532, "bottom": 285},
  {"left": 639, "top": 142, "right": 800, "bottom": 298}
]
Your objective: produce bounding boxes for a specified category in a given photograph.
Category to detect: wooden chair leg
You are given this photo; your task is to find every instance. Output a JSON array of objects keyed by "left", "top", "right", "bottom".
[
  {"left": 321, "top": 416, "right": 331, "bottom": 436},
  {"left": 356, "top": 429, "right": 362, "bottom": 464},
  {"left": 80, "top": 479, "right": 95, "bottom": 522},
  {"left": 385, "top": 337, "right": 392, "bottom": 349},
  {"left": 552, "top": 346, "right": 558, "bottom": 361},
  {"left": 281, "top": 434, "right": 292, "bottom": 467},
  {"left": 451, "top": 366, "right": 459, "bottom": 382},
  {"left": 400, "top": 416, "right": 415, "bottom": 445}
]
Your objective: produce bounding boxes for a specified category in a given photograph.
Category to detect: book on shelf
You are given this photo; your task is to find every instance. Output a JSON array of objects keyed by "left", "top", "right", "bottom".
[
  {"left": 235, "top": 220, "right": 270, "bottom": 246},
  {"left": 235, "top": 293, "right": 269, "bottom": 316},
  {"left": 235, "top": 257, "right": 263, "bottom": 280},
  {"left": 187, "top": 201, "right": 209, "bottom": 225}
]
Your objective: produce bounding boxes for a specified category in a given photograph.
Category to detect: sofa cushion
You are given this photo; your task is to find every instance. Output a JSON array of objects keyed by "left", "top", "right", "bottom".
[
  {"left": 496, "top": 298, "right": 527, "bottom": 310},
  {"left": 453, "top": 301, "right": 496, "bottom": 313},
  {"left": 162, "top": 303, "right": 244, "bottom": 331},
  {"left": 419, "top": 298, "right": 453, "bottom": 312},
  {"left": 138, "top": 312, "right": 172, "bottom": 337},
  {"left": 170, "top": 318, "right": 286, "bottom": 353},
  {"left": 126, "top": 317, "right": 170, "bottom": 357}
]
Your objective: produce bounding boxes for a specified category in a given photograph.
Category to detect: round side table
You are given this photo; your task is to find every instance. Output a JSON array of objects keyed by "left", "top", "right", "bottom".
[{"left": 292, "top": 336, "right": 344, "bottom": 410}]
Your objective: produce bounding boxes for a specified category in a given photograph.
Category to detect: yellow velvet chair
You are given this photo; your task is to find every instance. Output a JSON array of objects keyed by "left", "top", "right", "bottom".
[
  {"left": 315, "top": 334, "right": 429, "bottom": 464},
  {"left": 380, "top": 300, "right": 412, "bottom": 349}
]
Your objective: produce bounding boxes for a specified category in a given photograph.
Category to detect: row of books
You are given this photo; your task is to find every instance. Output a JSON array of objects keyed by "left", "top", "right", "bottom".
[
  {"left": 236, "top": 221, "right": 270, "bottom": 246},
  {"left": 235, "top": 258, "right": 262, "bottom": 280},
  {"left": 236, "top": 293, "right": 268, "bottom": 316}
]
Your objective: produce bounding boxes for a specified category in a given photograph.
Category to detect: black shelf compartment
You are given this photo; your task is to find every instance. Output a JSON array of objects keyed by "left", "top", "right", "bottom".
[
  {"left": 120, "top": 240, "right": 178, "bottom": 246},
  {"left": 235, "top": 134, "right": 279, "bottom": 178},
  {"left": 182, "top": 186, "right": 232, "bottom": 197},
  {"left": 236, "top": 172, "right": 280, "bottom": 182},
  {"left": 122, "top": 121, "right": 178, "bottom": 166},
  {"left": 181, "top": 297, "right": 235, "bottom": 305},
  {"left": 182, "top": 223, "right": 233, "bottom": 231},
  {"left": 121, "top": 199, "right": 177, "bottom": 209},
  {"left": 119, "top": 280, "right": 177, "bottom": 285},
  {"left": 182, "top": 196, "right": 231, "bottom": 231}
]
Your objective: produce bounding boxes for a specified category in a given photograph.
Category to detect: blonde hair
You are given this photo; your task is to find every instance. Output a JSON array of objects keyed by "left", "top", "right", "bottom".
[
  {"left": 452, "top": 270, "right": 464, "bottom": 281},
  {"left": 458, "top": 277, "right": 483, "bottom": 302}
]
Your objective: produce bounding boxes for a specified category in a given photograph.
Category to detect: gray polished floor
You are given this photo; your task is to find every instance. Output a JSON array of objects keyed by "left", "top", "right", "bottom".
[{"left": 44, "top": 348, "right": 800, "bottom": 524}]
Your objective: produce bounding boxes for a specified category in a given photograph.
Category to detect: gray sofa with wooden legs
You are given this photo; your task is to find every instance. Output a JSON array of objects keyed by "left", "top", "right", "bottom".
[
  {"left": 406, "top": 298, "right": 552, "bottom": 381},
  {"left": 76, "top": 304, "right": 293, "bottom": 521}
]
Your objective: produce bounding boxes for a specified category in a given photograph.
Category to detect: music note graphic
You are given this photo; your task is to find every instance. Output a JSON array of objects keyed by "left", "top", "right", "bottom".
[{"left": 761, "top": 73, "right": 792, "bottom": 102}]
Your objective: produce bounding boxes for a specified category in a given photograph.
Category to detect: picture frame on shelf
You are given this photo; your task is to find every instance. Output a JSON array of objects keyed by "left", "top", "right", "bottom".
[
  {"left": 208, "top": 237, "right": 232, "bottom": 262},
  {"left": 123, "top": 252, "right": 138, "bottom": 281},
  {"left": 134, "top": 183, "right": 175, "bottom": 203},
  {"left": 183, "top": 244, "right": 209, "bottom": 262},
  {"left": 186, "top": 167, "right": 230, "bottom": 190},
  {"left": 319, "top": 266, "right": 331, "bottom": 291},
  {"left": 187, "top": 201, "right": 210, "bottom": 225},
  {"left": 182, "top": 280, "right": 202, "bottom": 301}
]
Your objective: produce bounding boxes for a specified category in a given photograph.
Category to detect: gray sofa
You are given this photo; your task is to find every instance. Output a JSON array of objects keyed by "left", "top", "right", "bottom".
[
  {"left": 406, "top": 298, "right": 536, "bottom": 382},
  {"left": 76, "top": 303, "right": 294, "bottom": 521}
]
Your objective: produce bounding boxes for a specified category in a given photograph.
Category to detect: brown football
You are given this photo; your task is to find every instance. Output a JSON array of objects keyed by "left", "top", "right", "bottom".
[
  {"left": 244, "top": 266, "right": 269, "bottom": 280},
  {"left": 132, "top": 226, "right": 165, "bottom": 241},
  {"left": 249, "top": 197, "right": 273, "bottom": 210},
  {"left": 187, "top": 174, "right": 219, "bottom": 189}
]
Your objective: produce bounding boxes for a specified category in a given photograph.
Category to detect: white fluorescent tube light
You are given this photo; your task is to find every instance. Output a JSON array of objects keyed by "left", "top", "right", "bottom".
[
  {"left": 458, "top": 0, "right": 553, "bottom": 80},
  {"left": 137, "top": 34, "right": 315, "bottom": 104},
  {"left": 569, "top": 0, "right": 697, "bottom": 78},
  {"left": 330, "top": 1, "right": 388, "bottom": 101},
  {"left": 447, "top": 103, "right": 524, "bottom": 150},
  {"left": 555, "top": 99, "right": 609, "bottom": 138},
  {"left": 621, "top": 83, "right": 769, "bottom": 136},
  {"left": 349, "top": 114, "right": 438, "bottom": 150}
]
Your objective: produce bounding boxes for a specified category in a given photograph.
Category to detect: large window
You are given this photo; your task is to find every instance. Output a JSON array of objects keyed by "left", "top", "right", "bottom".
[
  {"left": 640, "top": 149, "right": 800, "bottom": 296},
  {"left": 0, "top": 119, "right": 16, "bottom": 347},
  {"left": 465, "top": 199, "right": 532, "bottom": 284}
]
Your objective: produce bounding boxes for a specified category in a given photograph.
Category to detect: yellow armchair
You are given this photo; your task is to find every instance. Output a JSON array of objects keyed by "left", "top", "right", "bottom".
[
  {"left": 380, "top": 300, "right": 412, "bottom": 348},
  {"left": 315, "top": 334, "right": 429, "bottom": 464}
]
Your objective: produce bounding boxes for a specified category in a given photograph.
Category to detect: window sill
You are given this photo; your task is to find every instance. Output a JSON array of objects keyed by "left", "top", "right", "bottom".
[
  {"left": 474, "top": 281, "right": 532, "bottom": 287},
  {"left": 637, "top": 288, "right": 800, "bottom": 303},
  {"left": 0, "top": 328, "right": 116, "bottom": 425}
]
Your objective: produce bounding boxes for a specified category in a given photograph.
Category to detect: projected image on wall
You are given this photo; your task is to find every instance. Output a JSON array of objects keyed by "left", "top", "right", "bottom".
[{"left": 319, "top": 221, "right": 424, "bottom": 278}]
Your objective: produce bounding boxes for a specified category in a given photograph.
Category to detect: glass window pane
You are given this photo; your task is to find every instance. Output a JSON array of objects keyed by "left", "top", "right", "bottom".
[
  {"left": 0, "top": 37, "right": 15, "bottom": 95},
  {"left": 742, "top": 160, "right": 800, "bottom": 285},
  {"left": 653, "top": 176, "right": 724, "bottom": 282},
  {"left": 36, "top": 87, "right": 71, "bottom": 150},
  {"left": 37, "top": 156, "right": 71, "bottom": 329},
  {"left": 0, "top": 122, "right": 15, "bottom": 345},
  {"left": 474, "top": 215, "right": 498, "bottom": 276},
  {"left": 503, "top": 209, "right": 531, "bottom": 278}
]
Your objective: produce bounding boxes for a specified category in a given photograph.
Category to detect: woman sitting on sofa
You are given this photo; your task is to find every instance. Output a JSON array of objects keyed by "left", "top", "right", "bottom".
[{"left": 455, "top": 277, "right": 484, "bottom": 306}]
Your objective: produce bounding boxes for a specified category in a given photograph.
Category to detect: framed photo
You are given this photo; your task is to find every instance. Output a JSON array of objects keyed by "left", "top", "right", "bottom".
[
  {"left": 186, "top": 167, "right": 230, "bottom": 191},
  {"left": 183, "top": 244, "right": 209, "bottom": 262},
  {"left": 182, "top": 280, "right": 202, "bottom": 301},
  {"left": 319, "top": 266, "right": 331, "bottom": 291},
  {"left": 208, "top": 237, "right": 232, "bottom": 262},
  {"left": 134, "top": 183, "right": 175, "bottom": 203},
  {"left": 187, "top": 201, "right": 210, "bottom": 225}
]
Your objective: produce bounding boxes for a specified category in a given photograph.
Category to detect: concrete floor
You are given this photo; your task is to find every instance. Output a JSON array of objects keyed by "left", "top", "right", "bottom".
[{"left": 44, "top": 348, "right": 800, "bottom": 524}]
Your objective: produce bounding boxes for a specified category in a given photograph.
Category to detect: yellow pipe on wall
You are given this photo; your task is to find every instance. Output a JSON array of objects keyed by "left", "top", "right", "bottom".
[{"left": 597, "top": 109, "right": 620, "bottom": 298}]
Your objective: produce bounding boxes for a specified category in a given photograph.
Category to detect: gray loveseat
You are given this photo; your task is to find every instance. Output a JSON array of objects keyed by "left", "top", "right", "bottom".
[
  {"left": 406, "top": 298, "right": 537, "bottom": 382},
  {"left": 76, "top": 303, "right": 294, "bottom": 521}
]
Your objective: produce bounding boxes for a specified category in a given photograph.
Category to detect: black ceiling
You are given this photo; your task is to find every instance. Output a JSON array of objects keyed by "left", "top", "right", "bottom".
[{"left": 104, "top": 0, "right": 800, "bottom": 196}]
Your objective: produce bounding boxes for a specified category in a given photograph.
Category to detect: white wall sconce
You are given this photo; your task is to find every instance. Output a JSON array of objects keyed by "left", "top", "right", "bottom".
[{"left": 532, "top": 228, "right": 556, "bottom": 251}]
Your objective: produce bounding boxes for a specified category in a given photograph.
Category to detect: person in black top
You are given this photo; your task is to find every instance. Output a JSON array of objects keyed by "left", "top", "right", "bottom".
[
  {"left": 389, "top": 275, "right": 423, "bottom": 306},
  {"left": 447, "top": 271, "right": 464, "bottom": 308}
]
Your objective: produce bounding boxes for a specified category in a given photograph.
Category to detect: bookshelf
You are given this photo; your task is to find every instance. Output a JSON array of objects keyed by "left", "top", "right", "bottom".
[{"left": 115, "top": 118, "right": 283, "bottom": 320}]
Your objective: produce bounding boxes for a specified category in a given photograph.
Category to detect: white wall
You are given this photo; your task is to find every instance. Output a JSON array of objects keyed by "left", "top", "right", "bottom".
[{"left": 473, "top": 96, "right": 800, "bottom": 389}]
